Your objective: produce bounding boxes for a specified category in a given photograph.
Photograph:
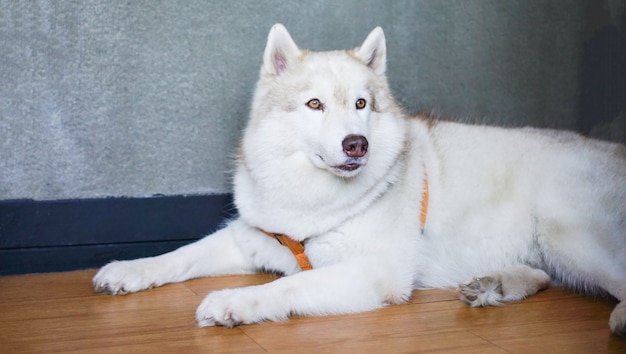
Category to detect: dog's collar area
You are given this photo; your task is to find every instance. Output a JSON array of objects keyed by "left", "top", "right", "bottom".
[
  {"left": 258, "top": 168, "right": 429, "bottom": 271},
  {"left": 258, "top": 228, "right": 313, "bottom": 271}
]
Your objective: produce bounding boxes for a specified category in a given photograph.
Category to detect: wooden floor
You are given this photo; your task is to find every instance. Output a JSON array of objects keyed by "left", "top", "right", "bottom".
[{"left": 1, "top": 270, "right": 624, "bottom": 353}]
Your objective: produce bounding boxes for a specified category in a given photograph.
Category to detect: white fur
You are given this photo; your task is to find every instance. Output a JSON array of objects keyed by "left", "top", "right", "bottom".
[{"left": 93, "top": 24, "right": 626, "bottom": 336}]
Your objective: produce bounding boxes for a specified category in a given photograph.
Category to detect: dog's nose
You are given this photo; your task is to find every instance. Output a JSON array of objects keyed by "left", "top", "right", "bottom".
[{"left": 342, "top": 135, "right": 369, "bottom": 158}]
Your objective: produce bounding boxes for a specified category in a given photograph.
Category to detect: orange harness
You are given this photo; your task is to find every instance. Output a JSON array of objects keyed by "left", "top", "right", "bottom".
[
  {"left": 258, "top": 229, "right": 313, "bottom": 271},
  {"left": 260, "top": 170, "right": 429, "bottom": 271}
]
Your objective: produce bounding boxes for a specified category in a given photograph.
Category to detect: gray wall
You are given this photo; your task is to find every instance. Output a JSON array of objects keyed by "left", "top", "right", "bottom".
[{"left": 1, "top": 0, "right": 624, "bottom": 201}]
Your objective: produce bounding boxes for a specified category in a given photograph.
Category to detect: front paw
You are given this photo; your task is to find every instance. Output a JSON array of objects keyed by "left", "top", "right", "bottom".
[
  {"left": 196, "top": 287, "right": 286, "bottom": 327},
  {"left": 92, "top": 260, "right": 157, "bottom": 295},
  {"left": 457, "top": 276, "right": 503, "bottom": 307}
]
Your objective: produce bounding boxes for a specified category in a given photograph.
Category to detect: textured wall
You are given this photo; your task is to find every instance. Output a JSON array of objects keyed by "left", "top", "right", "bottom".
[{"left": 0, "top": 0, "right": 618, "bottom": 200}]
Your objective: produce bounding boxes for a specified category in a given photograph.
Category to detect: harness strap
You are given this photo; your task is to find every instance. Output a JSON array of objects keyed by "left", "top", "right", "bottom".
[
  {"left": 420, "top": 169, "right": 429, "bottom": 232},
  {"left": 258, "top": 229, "right": 313, "bottom": 271}
]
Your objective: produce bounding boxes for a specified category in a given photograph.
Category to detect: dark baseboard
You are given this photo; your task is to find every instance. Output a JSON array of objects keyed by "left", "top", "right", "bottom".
[{"left": 0, "top": 194, "right": 236, "bottom": 275}]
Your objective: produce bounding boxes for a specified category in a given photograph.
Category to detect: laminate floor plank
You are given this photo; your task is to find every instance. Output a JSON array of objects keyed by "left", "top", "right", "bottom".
[{"left": 1, "top": 270, "right": 624, "bottom": 353}]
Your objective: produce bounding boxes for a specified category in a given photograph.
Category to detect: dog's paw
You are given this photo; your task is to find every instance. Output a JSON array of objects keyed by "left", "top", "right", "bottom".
[
  {"left": 609, "top": 301, "right": 626, "bottom": 337},
  {"left": 457, "top": 276, "right": 504, "bottom": 307},
  {"left": 195, "top": 289, "right": 261, "bottom": 327},
  {"left": 196, "top": 288, "right": 286, "bottom": 327},
  {"left": 92, "top": 260, "right": 157, "bottom": 295}
]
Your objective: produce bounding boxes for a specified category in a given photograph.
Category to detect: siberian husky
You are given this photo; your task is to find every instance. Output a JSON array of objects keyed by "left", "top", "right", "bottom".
[{"left": 93, "top": 24, "right": 626, "bottom": 336}]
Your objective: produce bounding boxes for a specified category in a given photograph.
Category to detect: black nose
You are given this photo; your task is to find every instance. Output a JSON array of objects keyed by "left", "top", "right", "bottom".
[{"left": 342, "top": 134, "right": 369, "bottom": 158}]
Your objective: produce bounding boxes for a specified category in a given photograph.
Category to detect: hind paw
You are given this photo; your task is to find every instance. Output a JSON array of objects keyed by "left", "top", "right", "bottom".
[
  {"left": 609, "top": 301, "right": 626, "bottom": 337},
  {"left": 457, "top": 276, "right": 503, "bottom": 307}
]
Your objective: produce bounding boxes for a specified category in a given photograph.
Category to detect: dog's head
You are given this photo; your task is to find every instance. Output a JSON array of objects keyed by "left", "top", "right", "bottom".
[
  {"left": 235, "top": 24, "right": 407, "bottom": 236},
  {"left": 244, "top": 23, "right": 402, "bottom": 178}
]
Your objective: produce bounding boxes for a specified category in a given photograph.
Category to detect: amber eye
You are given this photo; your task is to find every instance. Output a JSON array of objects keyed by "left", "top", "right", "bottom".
[
  {"left": 355, "top": 98, "right": 367, "bottom": 110},
  {"left": 306, "top": 99, "right": 322, "bottom": 110}
]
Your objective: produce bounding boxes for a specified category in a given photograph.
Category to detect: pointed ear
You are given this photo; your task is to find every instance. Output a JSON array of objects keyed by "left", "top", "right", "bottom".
[
  {"left": 354, "top": 27, "right": 386, "bottom": 76},
  {"left": 262, "top": 23, "right": 301, "bottom": 76}
]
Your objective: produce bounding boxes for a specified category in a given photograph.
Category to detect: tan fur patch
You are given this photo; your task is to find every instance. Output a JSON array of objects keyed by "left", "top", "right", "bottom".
[
  {"left": 333, "top": 85, "right": 350, "bottom": 108},
  {"left": 345, "top": 49, "right": 366, "bottom": 65},
  {"left": 412, "top": 111, "right": 442, "bottom": 130}
]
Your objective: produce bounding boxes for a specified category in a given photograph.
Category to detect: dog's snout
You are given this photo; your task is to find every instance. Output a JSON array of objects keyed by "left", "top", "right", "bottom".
[{"left": 342, "top": 135, "right": 369, "bottom": 158}]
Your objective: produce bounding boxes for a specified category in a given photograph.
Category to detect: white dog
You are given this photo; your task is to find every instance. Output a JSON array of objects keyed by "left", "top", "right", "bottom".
[{"left": 93, "top": 24, "right": 626, "bottom": 336}]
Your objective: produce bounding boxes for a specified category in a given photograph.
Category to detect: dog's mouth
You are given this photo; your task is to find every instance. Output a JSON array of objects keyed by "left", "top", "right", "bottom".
[
  {"left": 335, "top": 162, "right": 362, "bottom": 172},
  {"left": 315, "top": 155, "right": 367, "bottom": 177}
]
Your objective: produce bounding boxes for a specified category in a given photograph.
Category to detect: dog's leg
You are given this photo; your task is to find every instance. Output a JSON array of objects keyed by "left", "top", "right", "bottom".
[
  {"left": 195, "top": 258, "right": 411, "bottom": 327},
  {"left": 610, "top": 300, "right": 626, "bottom": 337},
  {"left": 93, "top": 219, "right": 300, "bottom": 295},
  {"left": 456, "top": 264, "right": 551, "bottom": 307},
  {"left": 603, "top": 282, "right": 626, "bottom": 336}
]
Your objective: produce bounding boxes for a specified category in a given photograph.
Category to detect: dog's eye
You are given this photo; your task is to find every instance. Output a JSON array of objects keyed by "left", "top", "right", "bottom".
[
  {"left": 306, "top": 99, "right": 323, "bottom": 110},
  {"left": 355, "top": 98, "right": 367, "bottom": 110}
]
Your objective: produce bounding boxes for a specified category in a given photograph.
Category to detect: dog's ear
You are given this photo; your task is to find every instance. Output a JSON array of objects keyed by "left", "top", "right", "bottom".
[
  {"left": 263, "top": 23, "right": 301, "bottom": 76},
  {"left": 354, "top": 27, "right": 386, "bottom": 76}
]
